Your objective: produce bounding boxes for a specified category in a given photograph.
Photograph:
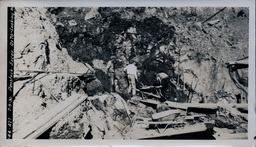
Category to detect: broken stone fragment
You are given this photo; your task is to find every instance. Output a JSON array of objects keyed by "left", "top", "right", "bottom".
[
  {"left": 207, "top": 19, "right": 220, "bottom": 26},
  {"left": 98, "top": 94, "right": 108, "bottom": 103},
  {"left": 86, "top": 78, "right": 104, "bottom": 96},
  {"left": 68, "top": 20, "right": 77, "bottom": 26},
  {"left": 84, "top": 8, "right": 99, "bottom": 20},
  {"left": 127, "top": 27, "right": 137, "bottom": 34}
]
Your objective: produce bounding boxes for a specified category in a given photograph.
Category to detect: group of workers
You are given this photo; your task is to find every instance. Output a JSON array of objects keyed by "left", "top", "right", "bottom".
[
  {"left": 106, "top": 56, "right": 138, "bottom": 96},
  {"left": 106, "top": 56, "right": 169, "bottom": 98}
]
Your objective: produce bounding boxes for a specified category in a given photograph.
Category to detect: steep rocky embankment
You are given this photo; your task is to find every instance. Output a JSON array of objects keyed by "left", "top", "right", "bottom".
[
  {"left": 49, "top": 7, "right": 248, "bottom": 101},
  {"left": 13, "top": 7, "right": 248, "bottom": 139},
  {"left": 13, "top": 7, "right": 94, "bottom": 138}
]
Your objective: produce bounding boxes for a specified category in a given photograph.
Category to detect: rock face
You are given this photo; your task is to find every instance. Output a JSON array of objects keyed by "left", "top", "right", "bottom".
[
  {"left": 47, "top": 7, "right": 248, "bottom": 100},
  {"left": 13, "top": 7, "right": 95, "bottom": 138},
  {"left": 14, "top": 8, "right": 89, "bottom": 73}
]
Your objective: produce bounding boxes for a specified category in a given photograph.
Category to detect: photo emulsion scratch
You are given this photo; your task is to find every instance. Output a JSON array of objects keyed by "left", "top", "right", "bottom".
[{"left": 10, "top": 7, "right": 249, "bottom": 140}]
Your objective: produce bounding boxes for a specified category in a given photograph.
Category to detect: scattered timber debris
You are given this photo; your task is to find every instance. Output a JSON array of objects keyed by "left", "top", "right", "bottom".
[{"left": 226, "top": 57, "right": 248, "bottom": 103}]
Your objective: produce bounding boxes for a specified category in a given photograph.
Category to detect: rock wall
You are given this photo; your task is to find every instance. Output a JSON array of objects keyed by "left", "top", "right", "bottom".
[
  {"left": 14, "top": 7, "right": 90, "bottom": 73},
  {"left": 46, "top": 7, "right": 248, "bottom": 100},
  {"left": 13, "top": 7, "right": 94, "bottom": 138}
]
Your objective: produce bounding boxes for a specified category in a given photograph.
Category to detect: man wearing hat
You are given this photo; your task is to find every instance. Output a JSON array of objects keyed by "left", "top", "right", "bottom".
[{"left": 106, "top": 56, "right": 116, "bottom": 92}]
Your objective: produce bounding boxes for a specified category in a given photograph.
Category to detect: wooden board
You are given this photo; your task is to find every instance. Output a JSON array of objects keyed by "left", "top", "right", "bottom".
[
  {"left": 233, "top": 104, "right": 248, "bottom": 113},
  {"left": 139, "top": 99, "right": 160, "bottom": 106},
  {"left": 166, "top": 101, "right": 248, "bottom": 113},
  {"left": 14, "top": 76, "right": 32, "bottom": 82},
  {"left": 13, "top": 93, "right": 88, "bottom": 139},
  {"left": 165, "top": 101, "right": 188, "bottom": 110},
  {"left": 146, "top": 121, "right": 184, "bottom": 125},
  {"left": 140, "top": 86, "right": 162, "bottom": 90},
  {"left": 166, "top": 101, "right": 220, "bottom": 109},
  {"left": 132, "top": 123, "right": 211, "bottom": 139},
  {"left": 185, "top": 114, "right": 206, "bottom": 120},
  {"left": 214, "top": 133, "right": 247, "bottom": 140},
  {"left": 152, "top": 109, "right": 181, "bottom": 120}
]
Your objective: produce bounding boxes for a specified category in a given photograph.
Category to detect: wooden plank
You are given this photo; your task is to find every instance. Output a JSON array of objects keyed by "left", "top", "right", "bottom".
[
  {"left": 15, "top": 69, "right": 95, "bottom": 77},
  {"left": 185, "top": 116, "right": 194, "bottom": 120},
  {"left": 152, "top": 109, "right": 181, "bottom": 120},
  {"left": 132, "top": 123, "right": 210, "bottom": 139},
  {"left": 185, "top": 114, "right": 206, "bottom": 120},
  {"left": 233, "top": 104, "right": 248, "bottom": 113},
  {"left": 191, "top": 114, "right": 206, "bottom": 118},
  {"left": 166, "top": 101, "right": 244, "bottom": 111},
  {"left": 227, "top": 58, "right": 248, "bottom": 66},
  {"left": 166, "top": 101, "right": 218, "bottom": 109},
  {"left": 140, "top": 86, "right": 162, "bottom": 90},
  {"left": 13, "top": 93, "right": 88, "bottom": 139},
  {"left": 139, "top": 99, "right": 160, "bottom": 106},
  {"left": 215, "top": 133, "right": 247, "bottom": 140},
  {"left": 146, "top": 121, "right": 184, "bottom": 125},
  {"left": 165, "top": 101, "right": 188, "bottom": 110},
  {"left": 27, "top": 95, "right": 88, "bottom": 139},
  {"left": 14, "top": 76, "right": 32, "bottom": 82},
  {"left": 233, "top": 104, "right": 247, "bottom": 109}
]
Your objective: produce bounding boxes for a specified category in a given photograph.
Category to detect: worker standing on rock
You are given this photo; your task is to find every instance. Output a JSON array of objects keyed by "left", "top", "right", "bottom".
[
  {"left": 106, "top": 56, "right": 116, "bottom": 92},
  {"left": 124, "top": 60, "right": 138, "bottom": 96},
  {"left": 156, "top": 72, "right": 170, "bottom": 98}
]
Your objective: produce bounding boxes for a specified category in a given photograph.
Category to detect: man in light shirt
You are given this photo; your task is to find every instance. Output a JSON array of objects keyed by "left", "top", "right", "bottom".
[{"left": 124, "top": 60, "right": 138, "bottom": 96}]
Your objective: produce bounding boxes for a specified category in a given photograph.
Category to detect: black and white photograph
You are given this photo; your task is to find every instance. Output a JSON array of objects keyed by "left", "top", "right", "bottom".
[{"left": 8, "top": 6, "right": 251, "bottom": 140}]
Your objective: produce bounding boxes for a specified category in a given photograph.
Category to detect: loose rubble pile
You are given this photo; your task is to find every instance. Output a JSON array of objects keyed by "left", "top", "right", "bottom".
[
  {"left": 48, "top": 90, "right": 247, "bottom": 139},
  {"left": 13, "top": 7, "right": 248, "bottom": 139}
]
